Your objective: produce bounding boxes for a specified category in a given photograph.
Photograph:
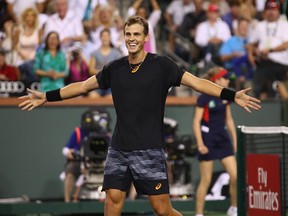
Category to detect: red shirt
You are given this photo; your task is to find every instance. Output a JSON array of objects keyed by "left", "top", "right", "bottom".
[{"left": 0, "top": 64, "right": 18, "bottom": 81}]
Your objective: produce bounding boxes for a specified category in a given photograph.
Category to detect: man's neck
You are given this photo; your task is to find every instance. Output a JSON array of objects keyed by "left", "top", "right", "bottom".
[
  {"left": 266, "top": 17, "right": 279, "bottom": 23},
  {"left": 129, "top": 51, "right": 147, "bottom": 64},
  {"left": 208, "top": 19, "right": 217, "bottom": 25}
]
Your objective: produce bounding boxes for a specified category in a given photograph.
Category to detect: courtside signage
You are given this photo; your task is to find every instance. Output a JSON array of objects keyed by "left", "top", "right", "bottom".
[{"left": 246, "top": 154, "right": 281, "bottom": 216}]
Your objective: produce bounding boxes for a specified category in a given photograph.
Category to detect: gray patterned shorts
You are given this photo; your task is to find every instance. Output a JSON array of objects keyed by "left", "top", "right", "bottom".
[{"left": 102, "top": 147, "right": 170, "bottom": 195}]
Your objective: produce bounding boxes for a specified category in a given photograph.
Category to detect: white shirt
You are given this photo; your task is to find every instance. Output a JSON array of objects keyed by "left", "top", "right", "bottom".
[
  {"left": 249, "top": 19, "right": 288, "bottom": 65},
  {"left": 6, "top": 0, "right": 46, "bottom": 20},
  {"left": 166, "top": 0, "right": 195, "bottom": 26},
  {"left": 256, "top": 0, "right": 265, "bottom": 12},
  {"left": 68, "top": 0, "right": 108, "bottom": 20},
  {"left": 195, "top": 19, "right": 231, "bottom": 47},
  {"left": 43, "top": 10, "right": 84, "bottom": 48}
]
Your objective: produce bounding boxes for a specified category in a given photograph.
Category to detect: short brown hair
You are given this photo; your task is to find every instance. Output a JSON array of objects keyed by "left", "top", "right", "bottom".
[{"left": 123, "top": 16, "right": 149, "bottom": 36}]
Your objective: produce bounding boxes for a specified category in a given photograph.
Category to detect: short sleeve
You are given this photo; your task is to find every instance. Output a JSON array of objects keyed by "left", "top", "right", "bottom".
[
  {"left": 219, "top": 40, "right": 232, "bottom": 56},
  {"left": 96, "top": 64, "right": 110, "bottom": 90},
  {"left": 197, "top": 94, "right": 208, "bottom": 108},
  {"left": 160, "top": 56, "right": 185, "bottom": 87}
]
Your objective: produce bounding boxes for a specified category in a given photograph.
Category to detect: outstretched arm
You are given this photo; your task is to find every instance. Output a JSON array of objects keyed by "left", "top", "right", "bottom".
[
  {"left": 18, "top": 76, "right": 99, "bottom": 111},
  {"left": 181, "top": 72, "right": 261, "bottom": 112}
]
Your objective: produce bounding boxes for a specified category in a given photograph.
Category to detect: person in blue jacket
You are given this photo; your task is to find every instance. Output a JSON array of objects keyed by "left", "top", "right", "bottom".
[{"left": 62, "top": 118, "right": 89, "bottom": 203}]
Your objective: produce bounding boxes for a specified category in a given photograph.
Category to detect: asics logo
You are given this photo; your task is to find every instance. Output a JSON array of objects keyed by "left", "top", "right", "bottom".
[{"left": 155, "top": 183, "right": 162, "bottom": 190}]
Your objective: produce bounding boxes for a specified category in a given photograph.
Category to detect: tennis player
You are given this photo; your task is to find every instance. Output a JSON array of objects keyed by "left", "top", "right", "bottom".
[{"left": 18, "top": 16, "right": 261, "bottom": 216}]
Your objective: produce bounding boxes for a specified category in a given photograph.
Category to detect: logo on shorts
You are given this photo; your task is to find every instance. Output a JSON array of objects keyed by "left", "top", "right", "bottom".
[{"left": 155, "top": 183, "right": 162, "bottom": 190}]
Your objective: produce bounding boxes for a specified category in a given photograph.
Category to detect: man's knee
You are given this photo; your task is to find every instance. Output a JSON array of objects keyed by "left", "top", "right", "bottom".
[
  {"left": 105, "top": 189, "right": 126, "bottom": 210},
  {"left": 153, "top": 207, "right": 170, "bottom": 216},
  {"left": 149, "top": 194, "right": 176, "bottom": 216},
  {"left": 153, "top": 205, "right": 182, "bottom": 216}
]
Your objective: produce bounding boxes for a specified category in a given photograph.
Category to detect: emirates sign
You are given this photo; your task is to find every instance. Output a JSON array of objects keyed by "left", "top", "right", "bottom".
[{"left": 247, "top": 154, "right": 281, "bottom": 216}]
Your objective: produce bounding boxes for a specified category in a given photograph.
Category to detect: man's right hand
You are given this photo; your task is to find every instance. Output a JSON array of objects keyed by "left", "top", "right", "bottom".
[{"left": 18, "top": 88, "right": 47, "bottom": 111}]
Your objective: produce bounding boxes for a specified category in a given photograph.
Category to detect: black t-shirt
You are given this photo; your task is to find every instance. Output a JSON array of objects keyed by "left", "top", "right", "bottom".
[{"left": 96, "top": 53, "right": 185, "bottom": 150}]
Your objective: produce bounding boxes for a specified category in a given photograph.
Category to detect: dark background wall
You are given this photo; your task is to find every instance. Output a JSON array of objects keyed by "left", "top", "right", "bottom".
[{"left": 0, "top": 102, "right": 282, "bottom": 199}]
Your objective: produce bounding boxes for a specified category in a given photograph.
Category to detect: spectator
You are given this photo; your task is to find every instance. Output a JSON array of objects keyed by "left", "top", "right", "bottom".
[
  {"left": 193, "top": 67, "right": 237, "bottom": 216},
  {"left": 221, "top": 0, "right": 241, "bottom": 35},
  {"left": 164, "top": 0, "right": 195, "bottom": 52},
  {"left": 33, "top": 31, "right": 68, "bottom": 92},
  {"left": 68, "top": 0, "right": 108, "bottom": 33},
  {"left": 238, "top": 2, "right": 258, "bottom": 38},
  {"left": 0, "top": 0, "right": 10, "bottom": 34},
  {"left": 1, "top": 19, "right": 19, "bottom": 66},
  {"left": 43, "top": 0, "right": 85, "bottom": 51},
  {"left": 89, "top": 28, "right": 122, "bottom": 98},
  {"left": 195, "top": 3, "right": 231, "bottom": 65},
  {"left": 178, "top": 0, "right": 206, "bottom": 41},
  {"left": 0, "top": 48, "right": 20, "bottom": 81},
  {"left": 177, "top": 0, "right": 207, "bottom": 63},
  {"left": 68, "top": 0, "right": 108, "bottom": 21},
  {"left": 203, "top": 0, "right": 230, "bottom": 16},
  {"left": 252, "top": 0, "right": 266, "bottom": 20},
  {"left": 15, "top": 8, "right": 40, "bottom": 63},
  {"left": 126, "top": 0, "right": 161, "bottom": 54},
  {"left": 6, "top": 0, "right": 46, "bottom": 24},
  {"left": 219, "top": 18, "right": 254, "bottom": 91},
  {"left": 15, "top": 7, "right": 41, "bottom": 87},
  {"left": 89, "top": 5, "right": 126, "bottom": 55},
  {"left": 248, "top": 0, "right": 288, "bottom": 99},
  {"left": 66, "top": 49, "right": 90, "bottom": 85}
]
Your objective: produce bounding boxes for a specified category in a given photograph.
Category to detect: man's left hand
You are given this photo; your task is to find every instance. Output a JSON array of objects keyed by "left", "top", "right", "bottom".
[{"left": 234, "top": 87, "right": 261, "bottom": 113}]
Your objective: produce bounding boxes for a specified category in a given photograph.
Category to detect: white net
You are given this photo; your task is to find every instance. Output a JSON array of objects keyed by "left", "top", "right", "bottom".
[{"left": 239, "top": 126, "right": 288, "bottom": 135}]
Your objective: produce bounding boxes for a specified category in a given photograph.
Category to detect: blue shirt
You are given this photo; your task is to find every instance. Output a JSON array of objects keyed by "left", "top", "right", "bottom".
[
  {"left": 219, "top": 36, "right": 248, "bottom": 69},
  {"left": 65, "top": 127, "right": 89, "bottom": 155}
]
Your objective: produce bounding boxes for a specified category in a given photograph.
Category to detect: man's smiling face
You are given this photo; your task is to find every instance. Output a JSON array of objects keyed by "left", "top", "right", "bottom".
[{"left": 124, "top": 24, "right": 148, "bottom": 55}]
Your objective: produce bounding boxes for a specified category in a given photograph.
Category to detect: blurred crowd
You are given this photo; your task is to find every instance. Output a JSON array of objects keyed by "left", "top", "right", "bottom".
[{"left": 0, "top": 0, "right": 288, "bottom": 100}]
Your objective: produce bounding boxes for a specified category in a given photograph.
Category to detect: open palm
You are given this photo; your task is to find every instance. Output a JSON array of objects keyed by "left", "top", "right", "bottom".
[
  {"left": 234, "top": 87, "right": 261, "bottom": 113},
  {"left": 18, "top": 89, "right": 47, "bottom": 111}
]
